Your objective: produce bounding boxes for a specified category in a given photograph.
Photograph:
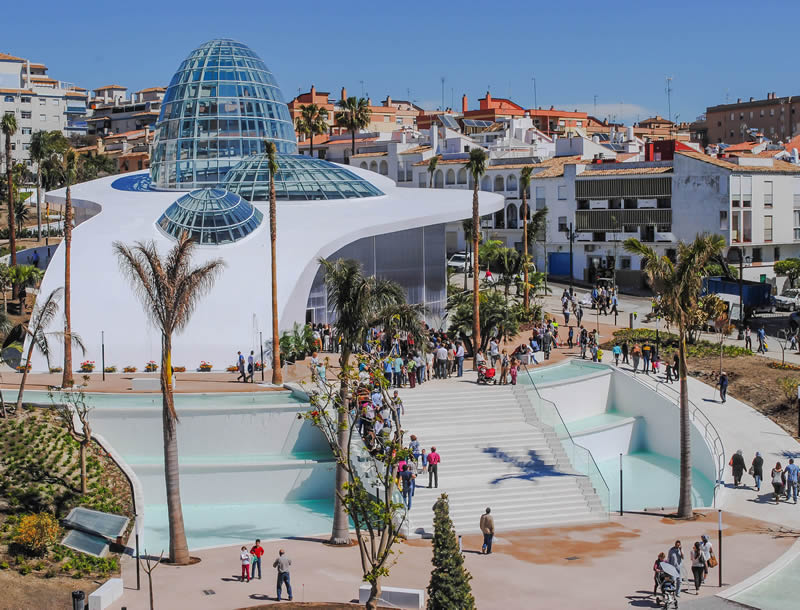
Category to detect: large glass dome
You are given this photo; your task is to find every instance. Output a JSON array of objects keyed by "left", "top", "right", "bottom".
[
  {"left": 150, "top": 39, "right": 297, "bottom": 190},
  {"left": 223, "top": 155, "right": 384, "bottom": 201},
  {"left": 156, "top": 188, "right": 263, "bottom": 245}
]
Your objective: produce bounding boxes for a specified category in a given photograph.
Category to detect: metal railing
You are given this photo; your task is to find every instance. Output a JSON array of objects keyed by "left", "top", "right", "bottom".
[
  {"left": 622, "top": 368, "right": 726, "bottom": 507},
  {"left": 519, "top": 364, "right": 611, "bottom": 517}
]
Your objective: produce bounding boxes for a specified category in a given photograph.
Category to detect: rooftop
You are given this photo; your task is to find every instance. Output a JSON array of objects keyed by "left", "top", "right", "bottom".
[
  {"left": 580, "top": 166, "right": 673, "bottom": 176},
  {"left": 677, "top": 150, "right": 800, "bottom": 173},
  {"left": 0, "top": 52, "right": 25, "bottom": 62}
]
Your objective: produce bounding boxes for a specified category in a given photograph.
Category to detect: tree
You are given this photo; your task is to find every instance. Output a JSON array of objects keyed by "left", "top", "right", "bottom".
[
  {"left": 265, "top": 141, "right": 282, "bottom": 385},
  {"left": 30, "top": 130, "right": 61, "bottom": 239},
  {"left": 15, "top": 287, "right": 84, "bottom": 411},
  {"left": 526, "top": 206, "right": 549, "bottom": 295},
  {"left": 139, "top": 550, "right": 164, "bottom": 610},
  {"left": 775, "top": 258, "right": 800, "bottom": 288},
  {"left": 624, "top": 234, "right": 725, "bottom": 518},
  {"left": 114, "top": 236, "right": 224, "bottom": 564},
  {"left": 461, "top": 218, "right": 473, "bottom": 292},
  {"left": 2, "top": 113, "right": 18, "bottom": 270},
  {"left": 295, "top": 104, "right": 329, "bottom": 159},
  {"left": 520, "top": 166, "right": 533, "bottom": 308},
  {"left": 447, "top": 290, "right": 518, "bottom": 355},
  {"left": 335, "top": 97, "right": 372, "bottom": 159},
  {"left": 14, "top": 199, "right": 30, "bottom": 234},
  {"left": 58, "top": 149, "right": 80, "bottom": 388},
  {"left": 78, "top": 154, "right": 116, "bottom": 182},
  {"left": 9, "top": 264, "right": 43, "bottom": 309},
  {"left": 466, "top": 148, "right": 487, "bottom": 369},
  {"left": 50, "top": 387, "right": 93, "bottom": 494},
  {"left": 0, "top": 304, "right": 13, "bottom": 418},
  {"left": 427, "top": 494, "right": 475, "bottom": 610},
  {"left": 318, "top": 257, "right": 405, "bottom": 545},
  {"left": 305, "top": 344, "right": 410, "bottom": 610},
  {"left": 427, "top": 156, "right": 439, "bottom": 188}
]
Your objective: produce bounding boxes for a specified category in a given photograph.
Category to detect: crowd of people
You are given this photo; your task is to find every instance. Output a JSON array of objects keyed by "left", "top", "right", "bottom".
[
  {"left": 729, "top": 450, "right": 800, "bottom": 504},
  {"left": 237, "top": 540, "right": 293, "bottom": 601},
  {"left": 652, "top": 535, "right": 716, "bottom": 602}
]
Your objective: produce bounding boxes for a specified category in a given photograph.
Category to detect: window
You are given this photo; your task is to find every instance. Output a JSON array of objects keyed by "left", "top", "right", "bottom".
[
  {"left": 21, "top": 128, "right": 31, "bottom": 135},
  {"left": 39, "top": 113, "right": 46, "bottom": 121},
  {"left": 775, "top": 246, "right": 781, "bottom": 261},
  {"left": 760, "top": 109, "right": 764, "bottom": 117},
  {"left": 770, "top": 108, "right": 775, "bottom": 116},
  {"left": 383, "top": 115, "right": 389, "bottom": 122},
  {"left": 558, "top": 216, "right": 568, "bottom": 232},
  {"left": 51, "top": 99, "right": 58, "bottom": 106},
  {"left": 751, "top": 247, "right": 762, "bottom": 262},
  {"left": 717, "top": 121, "right": 722, "bottom": 127},
  {"left": 22, "top": 143, "right": 30, "bottom": 151},
  {"left": 743, "top": 210, "right": 752, "bottom": 242},
  {"left": 620, "top": 257, "right": 632, "bottom": 270},
  {"left": 418, "top": 173, "right": 426, "bottom": 187},
  {"left": 730, "top": 130, "right": 735, "bottom": 138},
  {"left": 764, "top": 180, "right": 773, "bottom": 207},
  {"left": 4, "top": 95, "right": 14, "bottom": 102},
  {"left": 764, "top": 215, "right": 773, "bottom": 241},
  {"left": 558, "top": 120, "right": 565, "bottom": 126},
  {"left": 719, "top": 210, "right": 728, "bottom": 230},
  {"left": 750, "top": 111, "right": 753, "bottom": 119},
  {"left": 39, "top": 98, "right": 46, "bottom": 105},
  {"left": 739, "top": 112, "right": 744, "bottom": 120},
  {"left": 558, "top": 185, "right": 567, "bottom": 200},
  {"left": 732, "top": 211, "right": 740, "bottom": 241},
  {"left": 742, "top": 176, "right": 752, "bottom": 206},
  {"left": 21, "top": 111, "right": 31, "bottom": 119},
  {"left": 794, "top": 209, "right": 800, "bottom": 240},
  {"left": 730, "top": 112, "right": 734, "bottom": 120},
  {"left": 20, "top": 97, "right": 30, "bottom": 103},
  {"left": 576, "top": 121, "right": 582, "bottom": 127}
]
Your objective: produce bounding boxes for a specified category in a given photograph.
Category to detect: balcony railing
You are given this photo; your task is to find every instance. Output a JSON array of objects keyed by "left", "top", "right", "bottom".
[{"left": 575, "top": 208, "right": 672, "bottom": 231}]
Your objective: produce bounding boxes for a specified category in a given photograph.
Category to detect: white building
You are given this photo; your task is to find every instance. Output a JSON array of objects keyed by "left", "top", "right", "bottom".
[{"left": 0, "top": 52, "right": 88, "bottom": 170}]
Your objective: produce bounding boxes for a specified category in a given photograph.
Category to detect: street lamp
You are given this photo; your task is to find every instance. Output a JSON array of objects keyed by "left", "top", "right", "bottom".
[{"left": 566, "top": 222, "right": 577, "bottom": 296}]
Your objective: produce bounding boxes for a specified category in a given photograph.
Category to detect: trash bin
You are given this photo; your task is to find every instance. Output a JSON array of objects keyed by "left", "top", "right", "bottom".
[{"left": 71, "top": 590, "right": 85, "bottom": 610}]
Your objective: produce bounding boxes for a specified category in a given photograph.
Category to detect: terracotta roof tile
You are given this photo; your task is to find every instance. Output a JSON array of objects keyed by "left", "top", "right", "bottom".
[
  {"left": 0, "top": 52, "right": 26, "bottom": 62},
  {"left": 30, "top": 77, "right": 57, "bottom": 83},
  {"left": 677, "top": 150, "right": 800, "bottom": 173},
  {"left": 95, "top": 84, "right": 127, "bottom": 91},
  {"left": 580, "top": 166, "right": 673, "bottom": 176},
  {"left": 399, "top": 145, "right": 431, "bottom": 155},
  {"left": 135, "top": 87, "right": 166, "bottom": 93},
  {"left": 351, "top": 151, "right": 388, "bottom": 158},
  {"left": 0, "top": 88, "right": 32, "bottom": 95},
  {"left": 724, "top": 141, "right": 761, "bottom": 152},
  {"left": 65, "top": 91, "right": 87, "bottom": 98}
]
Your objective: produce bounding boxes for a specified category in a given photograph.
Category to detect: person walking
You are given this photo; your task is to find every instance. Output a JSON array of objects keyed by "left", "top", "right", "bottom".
[
  {"left": 579, "top": 327, "right": 588, "bottom": 359},
  {"left": 247, "top": 350, "right": 255, "bottom": 383},
  {"left": 642, "top": 342, "right": 652, "bottom": 375},
  {"left": 717, "top": 372, "right": 728, "bottom": 403},
  {"left": 576, "top": 303, "right": 584, "bottom": 327},
  {"left": 400, "top": 464, "right": 415, "bottom": 509},
  {"left": 499, "top": 350, "right": 509, "bottom": 385},
  {"left": 568, "top": 326, "right": 574, "bottom": 349},
  {"left": 653, "top": 552, "right": 666, "bottom": 597},
  {"left": 622, "top": 340, "right": 629, "bottom": 364},
  {"left": 563, "top": 305, "right": 570, "bottom": 326},
  {"left": 771, "top": 462, "right": 785, "bottom": 503},
  {"left": 690, "top": 541, "right": 705, "bottom": 594},
  {"left": 785, "top": 458, "right": 799, "bottom": 503},
  {"left": 489, "top": 338, "right": 500, "bottom": 368},
  {"left": 730, "top": 449, "right": 746, "bottom": 487},
  {"left": 250, "top": 539, "right": 264, "bottom": 579},
  {"left": 273, "top": 549, "right": 293, "bottom": 601},
  {"left": 420, "top": 448, "right": 428, "bottom": 474},
  {"left": 699, "top": 535, "right": 714, "bottom": 584},
  {"left": 509, "top": 358, "right": 518, "bottom": 385},
  {"left": 479, "top": 507, "right": 495, "bottom": 555},
  {"left": 668, "top": 540, "right": 684, "bottom": 598},
  {"left": 632, "top": 343, "right": 642, "bottom": 374},
  {"left": 543, "top": 330, "right": 552, "bottom": 360},
  {"left": 665, "top": 356, "right": 675, "bottom": 383},
  {"left": 612, "top": 343, "right": 621, "bottom": 366},
  {"left": 751, "top": 451, "right": 764, "bottom": 491},
  {"left": 236, "top": 351, "right": 247, "bottom": 382},
  {"left": 456, "top": 341, "right": 465, "bottom": 377},
  {"left": 757, "top": 326, "right": 767, "bottom": 353},
  {"left": 427, "top": 446, "right": 441, "bottom": 488},
  {"left": 435, "top": 344, "right": 448, "bottom": 379},
  {"left": 240, "top": 546, "right": 251, "bottom": 582},
  {"left": 744, "top": 326, "right": 752, "bottom": 351}
]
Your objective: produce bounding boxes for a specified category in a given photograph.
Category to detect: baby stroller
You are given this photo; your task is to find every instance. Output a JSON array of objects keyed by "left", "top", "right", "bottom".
[
  {"left": 477, "top": 365, "right": 496, "bottom": 384},
  {"left": 656, "top": 562, "right": 679, "bottom": 609}
]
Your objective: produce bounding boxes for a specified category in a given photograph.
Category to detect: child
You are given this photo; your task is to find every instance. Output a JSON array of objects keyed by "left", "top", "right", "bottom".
[
  {"left": 509, "top": 358, "right": 518, "bottom": 385},
  {"left": 420, "top": 448, "right": 428, "bottom": 474},
  {"left": 240, "top": 546, "right": 251, "bottom": 582},
  {"left": 652, "top": 353, "right": 660, "bottom": 375}
]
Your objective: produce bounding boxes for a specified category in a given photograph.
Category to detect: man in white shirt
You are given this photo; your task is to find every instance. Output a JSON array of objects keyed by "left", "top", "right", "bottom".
[
  {"left": 699, "top": 534, "right": 714, "bottom": 583},
  {"left": 436, "top": 345, "right": 448, "bottom": 379},
  {"left": 455, "top": 342, "right": 465, "bottom": 377},
  {"left": 489, "top": 338, "right": 499, "bottom": 368}
]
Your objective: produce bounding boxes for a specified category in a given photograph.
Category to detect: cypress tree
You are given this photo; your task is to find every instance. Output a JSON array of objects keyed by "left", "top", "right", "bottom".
[{"left": 427, "top": 494, "right": 475, "bottom": 610}]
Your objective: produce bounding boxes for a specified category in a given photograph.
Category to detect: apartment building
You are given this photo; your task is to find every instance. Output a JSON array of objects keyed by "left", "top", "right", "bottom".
[
  {"left": 706, "top": 92, "right": 800, "bottom": 144},
  {"left": 86, "top": 85, "right": 164, "bottom": 136},
  {"left": 0, "top": 51, "right": 88, "bottom": 170}
]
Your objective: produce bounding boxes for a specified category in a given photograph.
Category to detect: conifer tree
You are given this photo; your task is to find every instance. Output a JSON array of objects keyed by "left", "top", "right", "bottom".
[{"left": 427, "top": 494, "right": 475, "bottom": 610}]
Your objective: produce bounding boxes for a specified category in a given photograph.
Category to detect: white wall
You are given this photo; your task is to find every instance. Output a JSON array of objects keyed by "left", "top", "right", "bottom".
[{"left": 538, "top": 372, "right": 611, "bottom": 422}]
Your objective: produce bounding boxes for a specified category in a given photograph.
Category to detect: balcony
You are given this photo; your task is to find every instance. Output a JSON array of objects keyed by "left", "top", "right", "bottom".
[{"left": 575, "top": 208, "right": 672, "bottom": 231}]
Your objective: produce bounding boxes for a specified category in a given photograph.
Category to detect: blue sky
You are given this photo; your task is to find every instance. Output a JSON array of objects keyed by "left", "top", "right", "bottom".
[{"left": 5, "top": 0, "right": 798, "bottom": 124}]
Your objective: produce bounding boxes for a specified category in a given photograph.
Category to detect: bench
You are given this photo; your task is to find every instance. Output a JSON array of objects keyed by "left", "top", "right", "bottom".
[
  {"left": 131, "top": 377, "right": 176, "bottom": 391},
  {"left": 358, "top": 584, "right": 424, "bottom": 608},
  {"left": 89, "top": 578, "right": 123, "bottom": 610}
]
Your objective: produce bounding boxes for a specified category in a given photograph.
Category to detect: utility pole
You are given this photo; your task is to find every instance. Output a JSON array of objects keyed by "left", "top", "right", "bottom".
[
  {"left": 359, "top": 80, "right": 365, "bottom": 98},
  {"left": 665, "top": 76, "right": 674, "bottom": 122},
  {"left": 568, "top": 222, "right": 575, "bottom": 296},
  {"left": 531, "top": 77, "right": 537, "bottom": 109}
]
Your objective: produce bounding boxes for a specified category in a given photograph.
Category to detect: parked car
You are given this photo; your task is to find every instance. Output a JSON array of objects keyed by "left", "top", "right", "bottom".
[
  {"left": 447, "top": 252, "right": 472, "bottom": 271},
  {"left": 775, "top": 288, "right": 800, "bottom": 312}
]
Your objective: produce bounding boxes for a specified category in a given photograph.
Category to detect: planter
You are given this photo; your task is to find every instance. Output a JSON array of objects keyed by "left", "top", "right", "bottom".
[
  {"left": 16, "top": 365, "right": 31, "bottom": 373},
  {"left": 123, "top": 366, "right": 137, "bottom": 373},
  {"left": 104, "top": 367, "right": 117, "bottom": 373},
  {"left": 144, "top": 362, "right": 158, "bottom": 372},
  {"left": 226, "top": 365, "right": 239, "bottom": 373},
  {"left": 198, "top": 362, "right": 213, "bottom": 372},
  {"left": 173, "top": 366, "right": 186, "bottom": 373}
]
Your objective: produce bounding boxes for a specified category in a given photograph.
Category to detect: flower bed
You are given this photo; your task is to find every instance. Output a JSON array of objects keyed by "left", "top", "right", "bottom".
[
  {"left": 198, "top": 362, "right": 212, "bottom": 372},
  {"left": 104, "top": 366, "right": 117, "bottom": 373},
  {"left": 79, "top": 361, "right": 95, "bottom": 373},
  {"left": 769, "top": 361, "right": 800, "bottom": 371},
  {"left": 49, "top": 367, "right": 62, "bottom": 374},
  {"left": 226, "top": 364, "right": 239, "bottom": 373},
  {"left": 123, "top": 366, "right": 137, "bottom": 373},
  {"left": 144, "top": 361, "right": 158, "bottom": 373},
  {"left": 16, "top": 364, "right": 31, "bottom": 373}
]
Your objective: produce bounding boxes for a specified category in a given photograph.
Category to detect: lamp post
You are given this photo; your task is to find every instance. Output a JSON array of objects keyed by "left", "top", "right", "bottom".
[
  {"left": 727, "top": 246, "right": 746, "bottom": 340},
  {"left": 259, "top": 331, "right": 265, "bottom": 382},
  {"left": 101, "top": 331, "right": 105, "bottom": 381},
  {"left": 567, "top": 222, "right": 576, "bottom": 296}
]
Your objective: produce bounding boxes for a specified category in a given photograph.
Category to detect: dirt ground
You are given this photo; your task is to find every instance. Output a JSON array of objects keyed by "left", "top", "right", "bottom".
[
  {"left": 687, "top": 353, "right": 800, "bottom": 438},
  {"left": 0, "top": 568, "right": 101, "bottom": 610}
]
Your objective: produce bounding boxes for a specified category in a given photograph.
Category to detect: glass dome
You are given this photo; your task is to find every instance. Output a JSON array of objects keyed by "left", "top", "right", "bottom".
[
  {"left": 156, "top": 188, "right": 263, "bottom": 245},
  {"left": 223, "top": 154, "right": 384, "bottom": 201},
  {"left": 150, "top": 38, "right": 297, "bottom": 190}
]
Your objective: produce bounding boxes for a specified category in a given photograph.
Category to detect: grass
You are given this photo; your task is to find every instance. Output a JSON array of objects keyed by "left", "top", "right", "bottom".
[
  {"left": 603, "top": 328, "right": 752, "bottom": 358},
  {"left": 0, "top": 407, "right": 133, "bottom": 580}
]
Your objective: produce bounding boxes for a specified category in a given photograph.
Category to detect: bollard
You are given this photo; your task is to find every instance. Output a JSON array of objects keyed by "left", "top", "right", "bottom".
[{"left": 71, "top": 590, "right": 86, "bottom": 610}]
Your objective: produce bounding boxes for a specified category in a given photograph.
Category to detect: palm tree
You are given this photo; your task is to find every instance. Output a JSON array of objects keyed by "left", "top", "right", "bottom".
[
  {"left": 58, "top": 150, "right": 79, "bottom": 388},
  {"left": 15, "top": 287, "right": 84, "bottom": 411},
  {"left": 461, "top": 218, "right": 473, "bottom": 292},
  {"left": 14, "top": 199, "right": 29, "bottom": 234},
  {"left": 526, "top": 206, "right": 549, "bottom": 297},
  {"left": 519, "top": 167, "right": 533, "bottom": 308},
  {"left": 265, "top": 141, "right": 282, "bottom": 385},
  {"left": 624, "top": 234, "right": 725, "bottom": 518},
  {"left": 427, "top": 156, "right": 439, "bottom": 188},
  {"left": 465, "top": 148, "right": 487, "bottom": 369},
  {"left": 335, "top": 97, "right": 372, "bottom": 160},
  {"left": 114, "top": 236, "right": 224, "bottom": 564},
  {"left": 2, "top": 113, "right": 18, "bottom": 270},
  {"left": 295, "top": 104, "right": 329, "bottom": 159},
  {"left": 9, "top": 264, "right": 43, "bottom": 309},
  {"left": 318, "top": 257, "right": 405, "bottom": 545},
  {"left": 30, "top": 130, "right": 59, "bottom": 239}
]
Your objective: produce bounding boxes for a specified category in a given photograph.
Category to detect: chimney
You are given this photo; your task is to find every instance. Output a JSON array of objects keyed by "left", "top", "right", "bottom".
[
  {"left": 462, "top": 94, "right": 468, "bottom": 113},
  {"left": 737, "top": 98, "right": 742, "bottom": 104},
  {"left": 749, "top": 97, "right": 755, "bottom": 102},
  {"left": 485, "top": 91, "right": 492, "bottom": 105},
  {"left": 367, "top": 98, "right": 372, "bottom": 106},
  {"left": 341, "top": 87, "right": 347, "bottom": 101},
  {"left": 431, "top": 125, "right": 439, "bottom": 152},
  {"left": 311, "top": 84, "right": 316, "bottom": 98},
  {"left": 386, "top": 95, "right": 391, "bottom": 107}
]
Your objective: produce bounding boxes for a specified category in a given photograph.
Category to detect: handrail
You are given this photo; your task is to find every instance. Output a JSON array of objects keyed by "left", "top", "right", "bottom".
[
  {"left": 621, "top": 367, "right": 726, "bottom": 508},
  {"left": 519, "top": 363, "right": 611, "bottom": 517}
]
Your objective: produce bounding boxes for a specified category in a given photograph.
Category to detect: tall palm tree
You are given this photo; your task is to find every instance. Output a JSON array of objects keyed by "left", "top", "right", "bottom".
[
  {"left": 30, "top": 130, "right": 58, "bottom": 240},
  {"left": 335, "top": 97, "right": 372, "bottom": 160},
  {"left": 624, "top": 234, "right": 725, "bottom": 518},
  {"left": 318, "top": 257, "right": 405, "bottom": 545},
  {"left": 519, "top": 167, "right": 533, "bottom": 308},
  {"left": 461, "top": 218, "right": 473, "bottom": 292},
  {"left": 114, "top": 236, "right": 224, "bottom": 564},
  {"left": 427, "top": 156, "right": 439, "bottom": 188},
  {"left": 14, "top": 199, "right": 30, "bottom": 234},
  {"left": 265, "top": 141, "right": 282, "bottom": 385},
  {"left": 295, "top": 104, "right": 329, "bottom": 159},
  {"left": 15, "top": 287, "right": 84, "bottom": 411},
  {"left": 2, "top": 113, "right": 19, "bottom": 270},
  {"left": 466, "top": 148, "right": 487, "bottom": 369},
  {"left": 58, "top": 150, "right": 79, "bottom": 388}
]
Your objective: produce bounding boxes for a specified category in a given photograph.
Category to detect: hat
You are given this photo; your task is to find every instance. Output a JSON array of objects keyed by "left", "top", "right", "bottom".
[{"left": 701, "top": 534, "right": 708, "bottom": 542}]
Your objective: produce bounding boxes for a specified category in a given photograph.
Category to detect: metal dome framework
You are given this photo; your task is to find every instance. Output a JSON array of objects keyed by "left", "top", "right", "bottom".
[
  {"left": 223, "top": 154, "right": 384, "bottom": 201},
  {"left": 150, "top": 38, "right": 297, "bottom": 190},
  {"left": 157, "top": 188, "right": 263, "bottom": 245}
]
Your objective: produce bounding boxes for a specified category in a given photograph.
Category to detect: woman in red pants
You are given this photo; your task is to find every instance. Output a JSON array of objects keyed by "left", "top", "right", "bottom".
[{"left": 240, "top": 546, "right": 251, "bottom": 582}]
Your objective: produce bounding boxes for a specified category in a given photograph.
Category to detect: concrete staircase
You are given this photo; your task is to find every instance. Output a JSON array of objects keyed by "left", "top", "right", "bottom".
[{"left": 398, "top": 372, "right": 606, "bottom": 536}]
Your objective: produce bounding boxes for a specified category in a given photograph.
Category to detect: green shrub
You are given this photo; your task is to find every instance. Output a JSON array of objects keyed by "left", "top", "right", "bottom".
[
  {"left": 606, "top": 328, "right": 750, "bottom": 358},
  {"left": 18, "top": 564, "right": 31, "bottom": 575},
  {"left": 0, "top": 561, "right": 9, "bottom": 570}
]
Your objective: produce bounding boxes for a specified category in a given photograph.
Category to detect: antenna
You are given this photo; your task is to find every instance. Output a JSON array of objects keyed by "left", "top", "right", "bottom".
[
  {"left": 441, "top": 76, "right": 445, "bottom": 111},
  {"left": 665, "top": 76, "right": 674, "bottom": 122},
  {"left": 531, "top": 77, "right": 537, "bottom": 109},
  {"left": 360, "top": 80, "right": 365, "bottom": 99},
  {"left": 407, "top": 88, "right": 411, "bottom": 103},
  {"left": 593, "top": 94, "right": 598, "bottom": 116}
]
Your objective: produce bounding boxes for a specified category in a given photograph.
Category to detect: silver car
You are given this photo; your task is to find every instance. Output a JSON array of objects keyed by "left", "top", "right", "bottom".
[{"left": 775, "top": 288, "right": 800, "bottom": 312}]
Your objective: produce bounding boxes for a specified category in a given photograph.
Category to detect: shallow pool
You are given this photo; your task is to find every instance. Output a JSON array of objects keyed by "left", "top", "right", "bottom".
[
  {"left": 729, "top": 551, "right": 800, "bottom": 610},
  {"left": 518, "top": 361, "right": 606, "bottom": 385},
  {"left": 598, "top": 452, "right": 716, "bottom": 512}
]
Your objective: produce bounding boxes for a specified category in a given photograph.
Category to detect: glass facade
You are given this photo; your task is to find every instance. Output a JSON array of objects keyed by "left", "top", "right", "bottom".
[
  {"left": 150, "top": 39, "right": 297, "bottom": 190},
  {"left": 223, "top": 154, "right": 384, "bottom": 201},
  {"left": 157, "top": 188, "right": 263, "bottom": 245},
  {"left": 306, "top": 224, "right": 447, "bottom": 324}
]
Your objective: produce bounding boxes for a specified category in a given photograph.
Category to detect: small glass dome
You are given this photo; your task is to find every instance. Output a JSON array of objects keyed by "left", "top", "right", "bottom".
[
  {"left": 223, "top": 154, "right": 384, "bottom": 201},
  {"left": 150, "top": 38, "right": 297, "bottom": 190},
  {"left": 157, "top": 188, "right": 263, "bottom": 245}
]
